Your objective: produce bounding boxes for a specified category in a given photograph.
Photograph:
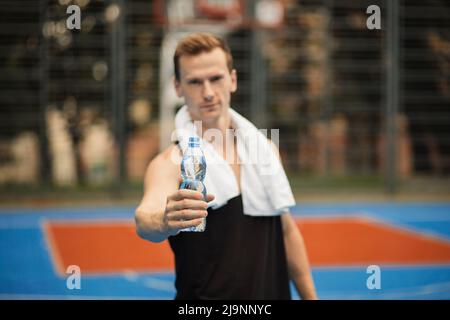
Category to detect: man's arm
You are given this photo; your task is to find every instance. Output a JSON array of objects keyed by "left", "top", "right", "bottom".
[
  {"left": 266, "top": 138, "right": 317, "bottom": 299},
  {"left": 135, "top": 145, "right": 181, "bottom": 242},
  {"left": 282, "top": 212, "right": 318, "bottom": 300}
]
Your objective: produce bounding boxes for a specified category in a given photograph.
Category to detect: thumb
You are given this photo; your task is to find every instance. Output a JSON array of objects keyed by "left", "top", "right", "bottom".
[{"left": 205, "top": 194, "right": 215, "bottom": 202}]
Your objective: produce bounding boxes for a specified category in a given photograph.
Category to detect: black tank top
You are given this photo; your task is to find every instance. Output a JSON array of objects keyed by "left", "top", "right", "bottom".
[{"left": 168, "top": 194, "right": 292, "bottom": 300}]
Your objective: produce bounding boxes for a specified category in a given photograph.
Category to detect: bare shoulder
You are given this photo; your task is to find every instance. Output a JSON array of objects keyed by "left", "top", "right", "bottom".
[
  {"left": 146, "top": 144, "right": 181, "bottom": 178},
  {"left": 139, "top": 144, "right": 182, "bottom": 210},
  {"left": 155, "top": 144, "right": 181, "bottom": 163}
]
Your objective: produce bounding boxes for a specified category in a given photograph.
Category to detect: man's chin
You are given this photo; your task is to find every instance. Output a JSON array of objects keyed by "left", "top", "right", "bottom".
[
  {"left": 189, "top": 104, "right": 227, "bottom": 124},
  {"left": 201, "top": 113, "right": 220, "bottom": 123},
  {"left": 200, "top": 105, "right": 221, "bottom": 118}
]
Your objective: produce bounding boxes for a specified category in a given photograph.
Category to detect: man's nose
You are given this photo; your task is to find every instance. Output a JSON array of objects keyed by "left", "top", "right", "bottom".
[{"left": 202, "top": 81, "right": 214, "bottom": 101}]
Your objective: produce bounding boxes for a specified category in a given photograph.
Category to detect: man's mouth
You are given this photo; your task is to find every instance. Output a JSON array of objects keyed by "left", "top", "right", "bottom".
[{"left": 201, "top": 103, "right": 218, "bottom": 109}]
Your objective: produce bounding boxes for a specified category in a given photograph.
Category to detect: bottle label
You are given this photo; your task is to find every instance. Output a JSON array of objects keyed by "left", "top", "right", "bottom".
[{"left": 179, "top": 180, "right": 207, "bottom": 232}]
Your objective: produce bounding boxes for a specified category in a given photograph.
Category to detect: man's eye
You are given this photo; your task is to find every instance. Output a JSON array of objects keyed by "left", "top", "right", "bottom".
[
  {"left": 188, "top": 80, "right": 202, "bottom": 85},
  {"left": 210, "top": 76, "right": 223, "bottom": 82}
]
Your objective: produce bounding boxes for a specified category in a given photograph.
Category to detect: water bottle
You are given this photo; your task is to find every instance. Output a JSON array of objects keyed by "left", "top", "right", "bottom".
[{"left": 180, "top": 136, "right": 207, "bottom": 232}]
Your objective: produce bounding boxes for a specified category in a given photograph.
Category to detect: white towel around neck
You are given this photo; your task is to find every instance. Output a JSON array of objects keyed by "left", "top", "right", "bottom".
[{"left": 174, "top": 105, "right": 295, "bottom": 216}]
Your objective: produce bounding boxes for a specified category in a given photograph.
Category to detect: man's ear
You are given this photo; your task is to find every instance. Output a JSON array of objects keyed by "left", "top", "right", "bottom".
[
  {"left": 230, "top": 69, "right": 237, "bottom": 93},
  {"left": 173, "top": 76, "right": 182, "bottom": 97}
]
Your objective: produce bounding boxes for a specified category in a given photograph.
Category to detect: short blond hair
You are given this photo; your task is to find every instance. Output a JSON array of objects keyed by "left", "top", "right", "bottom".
[{"left": 174, "top": 32, "right": 233, "bottom": 81}]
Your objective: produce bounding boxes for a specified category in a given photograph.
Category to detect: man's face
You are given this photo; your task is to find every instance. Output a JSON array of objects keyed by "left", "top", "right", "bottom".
[{"left": 174, "top": 47, "right": 237, "bottom": 124}]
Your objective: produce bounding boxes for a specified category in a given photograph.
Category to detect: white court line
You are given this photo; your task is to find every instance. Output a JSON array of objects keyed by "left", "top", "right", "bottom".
[
  {"left": 123, "top": 272, "right": 175, "bottom": 293},
  {"left": 295, "top": 213, "right": 450, "bottom": 244},
  {"left": 142, "top": 277, "right": 175, "bottom": 293},
  {"left": 359, "top": 212, "right": 450, "bottom": 243},
  {"left": 41, "top": 220, "right": 65, "bottom": 277}
]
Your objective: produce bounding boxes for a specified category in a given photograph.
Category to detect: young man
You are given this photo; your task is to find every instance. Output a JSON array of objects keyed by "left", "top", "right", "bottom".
[{"left": 135, "top": 33, "right": 317, "bottom": 300}]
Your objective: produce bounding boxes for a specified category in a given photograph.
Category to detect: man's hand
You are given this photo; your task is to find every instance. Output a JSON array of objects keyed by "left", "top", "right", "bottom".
[
  {"left": 162, "top": 189, "right": 215, "bottom": 236},
  {"left": 135, "top": 144, "right": 215, "bottom": 242}
]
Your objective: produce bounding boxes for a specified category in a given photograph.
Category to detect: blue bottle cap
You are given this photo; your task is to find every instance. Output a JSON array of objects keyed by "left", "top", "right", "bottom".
[{"left": 188, "top": 136, "right": 200, "bottom": 147}]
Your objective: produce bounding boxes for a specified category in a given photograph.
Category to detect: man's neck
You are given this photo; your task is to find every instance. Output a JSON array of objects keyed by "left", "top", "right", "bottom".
[
  {"left": 193, "top": 111, "right": 233, "bottom": 141},
  {"left": 198, "top": 111, "right": 236, "bottom": 160},
  {"left": 204, "top": 114, "right": 231, "bottom": 135}
]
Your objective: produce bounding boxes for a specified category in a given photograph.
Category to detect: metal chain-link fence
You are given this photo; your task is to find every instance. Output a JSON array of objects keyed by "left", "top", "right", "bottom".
[{"left": 0, "top": 0, "right": 449, "bottom": 200}]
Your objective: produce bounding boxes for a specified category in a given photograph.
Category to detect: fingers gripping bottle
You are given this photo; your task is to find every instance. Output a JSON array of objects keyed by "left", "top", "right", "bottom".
[{"left": 180, "top": 137, "right": 207, "bottom": 232}]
